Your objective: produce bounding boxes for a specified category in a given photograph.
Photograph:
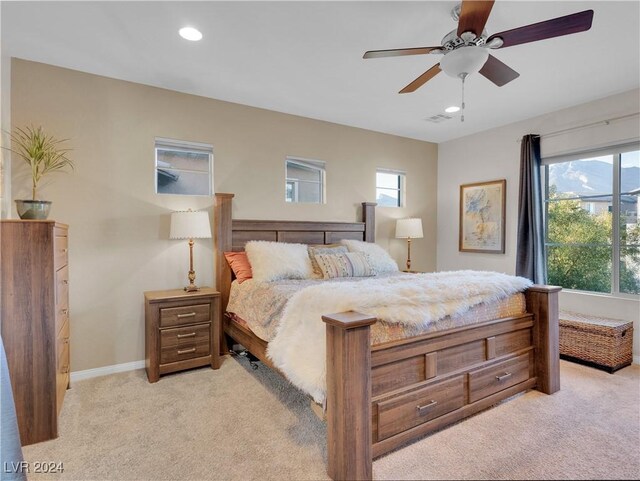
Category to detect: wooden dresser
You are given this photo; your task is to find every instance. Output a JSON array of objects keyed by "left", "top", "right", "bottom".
[
  {"left": 144, "top": 288, "right": 220, "bottom": 382},
  {"left": 0, "top": 220, "right": 70, "bottom": 445}
]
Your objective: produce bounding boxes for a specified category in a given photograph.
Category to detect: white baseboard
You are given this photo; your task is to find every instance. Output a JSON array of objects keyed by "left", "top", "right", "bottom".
[
  {"left": 70, "top": 360, "right": 145, "bottom": 382},
  {"left": 67, "top": 355, "right": 640, "bottom": 381}
]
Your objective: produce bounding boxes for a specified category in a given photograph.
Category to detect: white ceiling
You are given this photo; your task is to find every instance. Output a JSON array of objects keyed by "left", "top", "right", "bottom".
[{"left": 2, "top": 1, "right": 639, "bottom": 143}]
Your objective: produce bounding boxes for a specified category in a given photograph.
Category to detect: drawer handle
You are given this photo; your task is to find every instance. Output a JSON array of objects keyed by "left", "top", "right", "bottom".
[
  {"left": 176, "top": 312, "right": 196, "bottom": 319},
  {"left": 496, "top": 372, "right": 512, "bottom": 382},
  {"left": 60, "top": 309, "right": 69, "bottom": 315},
  {"left": 177, "top": 347, "right": 197, "bottom": 355},
  {"left": 416, "top": 400, "right": 438, "bottom": 415},
  {"left": 62, "top": 279, "right": 69, "bottom": 285},
  {"left": 63, "top": 337, "right": 70, "bottom": 344},
  {"left": 177, "top": 332, "right": 196, "bottom": 339},
  {"left": 62, "top": 248, "right": 68, "bottom": 253}
]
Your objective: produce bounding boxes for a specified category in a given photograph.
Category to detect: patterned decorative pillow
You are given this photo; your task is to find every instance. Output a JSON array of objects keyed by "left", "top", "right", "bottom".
[
  {"left": 244, "top": 241, "right": 314, "bottom": 282},
  {"left": 314, "top": 252, "right": 377, "bottom": 279},
  {"left": 224, "top": 251, "right": 253, "bottom": 284},
  {"left": 308, "top": 244, "right": 348, "bottom": 277},
  {"left": 340, "top": 239, "right": 399, "bottom": 274}
]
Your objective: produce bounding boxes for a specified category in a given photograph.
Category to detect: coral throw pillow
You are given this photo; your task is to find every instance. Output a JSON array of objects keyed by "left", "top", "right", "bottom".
[{"left": 224, "top": 251, "right": 253, "bottom": 283}]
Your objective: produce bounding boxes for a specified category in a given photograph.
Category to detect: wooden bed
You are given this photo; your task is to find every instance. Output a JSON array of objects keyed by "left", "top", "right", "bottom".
[{"left": 214, "top": 193, "right": 560, "bottom": 481}]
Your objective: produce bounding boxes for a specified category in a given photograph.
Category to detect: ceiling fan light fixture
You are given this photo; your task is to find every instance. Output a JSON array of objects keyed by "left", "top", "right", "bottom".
[
  {"left": 179, "top": 27, "right": 203, "bottom": 41},
  {"left": 440, "top": 46, "right": 489, "bottom": 78}
]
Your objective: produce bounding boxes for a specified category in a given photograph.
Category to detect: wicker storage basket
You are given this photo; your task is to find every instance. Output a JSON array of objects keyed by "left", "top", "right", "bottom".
[{"left": 559, "top": 311, "right": 633, "bottom": 373}]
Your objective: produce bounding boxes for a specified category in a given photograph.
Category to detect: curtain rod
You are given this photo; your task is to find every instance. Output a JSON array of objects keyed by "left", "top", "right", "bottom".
[{"left": 516, "top": 112, "right": 640, "bottom": 142}]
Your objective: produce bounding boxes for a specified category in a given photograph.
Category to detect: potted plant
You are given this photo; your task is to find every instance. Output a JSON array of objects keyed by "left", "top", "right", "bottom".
[{"left": 5, "top": 125, "right": 74, "bottom": 219}]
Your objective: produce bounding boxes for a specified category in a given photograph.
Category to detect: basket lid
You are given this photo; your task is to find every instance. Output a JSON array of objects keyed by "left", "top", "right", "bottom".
[{"left": 559, "top": 311, "right": 633, "bottom": 334}]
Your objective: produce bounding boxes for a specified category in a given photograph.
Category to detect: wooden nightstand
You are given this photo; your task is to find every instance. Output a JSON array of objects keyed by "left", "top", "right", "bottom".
[{"left": 144, "top": 287, "right": 220, "bottom": 382}]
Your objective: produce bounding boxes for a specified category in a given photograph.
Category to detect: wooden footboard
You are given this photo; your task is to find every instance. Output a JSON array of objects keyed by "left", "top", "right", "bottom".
[{"left": 323, "top": 285, "right": 560, "bottom": 481}]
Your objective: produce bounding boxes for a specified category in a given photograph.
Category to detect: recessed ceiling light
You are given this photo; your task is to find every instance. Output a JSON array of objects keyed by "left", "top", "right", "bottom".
[
  {"left": 179, "top": 27, "right": 203, "bottom": 41},
  {"left": 445, "top": 106, "right": 460, "bottom": 113}
]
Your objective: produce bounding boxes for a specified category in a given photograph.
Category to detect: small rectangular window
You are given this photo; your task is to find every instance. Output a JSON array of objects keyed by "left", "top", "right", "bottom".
[
  {"left": 155, "top": 138, "right": 213, "bottom": 196},
  {"left": 376, "top": 169, "right": 405, "bottom": 207},
  {"left": 285, "top": 157, "right": 325, "bottom": 204}
]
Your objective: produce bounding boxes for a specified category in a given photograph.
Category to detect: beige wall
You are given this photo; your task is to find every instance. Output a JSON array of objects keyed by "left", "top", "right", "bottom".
[
  {"left": 10, "top": 59, "right": 438, "bottom": 372},
  {"left": 437, "top": 89, "right": 640, "bottom": 361}
]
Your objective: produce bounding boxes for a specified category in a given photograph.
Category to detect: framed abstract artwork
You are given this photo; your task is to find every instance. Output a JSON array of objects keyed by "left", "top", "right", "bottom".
[{"left": 459, "top": 179, "right": 506, "bottom": 253}]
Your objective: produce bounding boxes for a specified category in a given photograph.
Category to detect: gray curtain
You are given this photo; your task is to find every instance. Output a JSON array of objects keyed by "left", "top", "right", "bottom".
[
  {"left": 516, "top": 134, "right": 547, "bottom": 284},
  {"left": 1, "top": 335, "right": 26, "bottom": 481}
]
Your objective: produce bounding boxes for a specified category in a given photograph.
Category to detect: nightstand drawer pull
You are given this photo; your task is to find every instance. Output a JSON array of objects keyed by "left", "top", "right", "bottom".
[
  {"left": 177, "top": 347, "right": 197, "bottom": 355},
  {"left": 176, "top": 332, "right": 196, "bottom": 339},
  {"left": 176, "top": 312, "right": 196, "bottom": 319},
  {"left": 416, "top": 400, "right": 438, "bottom": 415},
  {"left": 496, "top": 372, "right": 512, "bottom": 382}
]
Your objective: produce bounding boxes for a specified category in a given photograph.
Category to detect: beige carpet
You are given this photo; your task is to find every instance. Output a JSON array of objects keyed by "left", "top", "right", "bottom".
[{"left": 23, "top": 358, "right": 639, "bottom": 480}]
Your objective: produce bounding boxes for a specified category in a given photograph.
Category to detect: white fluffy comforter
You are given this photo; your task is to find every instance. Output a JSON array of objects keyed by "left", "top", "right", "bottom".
[{"left": 266, "top": 270, "right": 532, "bottom": 403}]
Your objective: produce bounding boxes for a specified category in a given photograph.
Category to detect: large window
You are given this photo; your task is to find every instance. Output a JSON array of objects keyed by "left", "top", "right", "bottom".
[
  {"left": 155, "top": 138, "right": 213, "bottom": 196},
  {"left": 376, "top": 169, "right": 405, "bottom": 207},
  {"left": 285, "top": 157, "right": 325, "bottom": 204},
  {"left": 544, "top": 143, "right": 639, "bottom": 295}
]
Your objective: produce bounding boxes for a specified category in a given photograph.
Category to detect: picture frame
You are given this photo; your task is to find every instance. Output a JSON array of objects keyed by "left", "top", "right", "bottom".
[{"left": 459, "top": 179, "right": 506, "bottom": 254}]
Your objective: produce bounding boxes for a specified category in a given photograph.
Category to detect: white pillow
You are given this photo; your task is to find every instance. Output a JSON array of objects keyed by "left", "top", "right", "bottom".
[
  {"left": 340, "top": 239, "right": 399, "bottom": 274},
  {"left": 244, "top": 241, "right": 314, "bottom": 282}
]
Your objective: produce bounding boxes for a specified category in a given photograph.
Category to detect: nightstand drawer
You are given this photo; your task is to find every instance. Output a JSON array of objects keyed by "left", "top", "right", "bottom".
[
  {"left": 468, "top": 353, "right": 530, "bottom": 403},
  {"left": 160, "top": 324, "right": 210, "bottom": 364},
  {"left": 160, "top": 303, "right": 210, "bottom": 328}
]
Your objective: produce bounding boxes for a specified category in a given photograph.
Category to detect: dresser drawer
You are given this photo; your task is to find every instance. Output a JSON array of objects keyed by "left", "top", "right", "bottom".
[
  {"left": 57, "top": 319, "right": 70, "bottom": 362},
  {"left": 377, "top": 375, "right": 464, "bottom": 441},
  {"left": 160, "top": 324, "right": 210, "bottom": 364},
  {"left": 56, "top": 320, "right": 70, "bottom": 414},
  {"left": 468, "top": 354, "right": 530, "bottom": 403},
  {"left": 55, "top": 265, "right": 69, "bottom": 310},
  {"left": 54, "top": 231, "right": 68, "bottom": 270},
  {"left": 160, "top": 303, "right": 210, "bottom": 328}
]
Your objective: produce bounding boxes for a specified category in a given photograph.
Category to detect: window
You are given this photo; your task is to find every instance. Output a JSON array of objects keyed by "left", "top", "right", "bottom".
[
  {"left": 544, "top": 143, "right": 639, "bottom": 295},
  {"left": 155, "top": 138, "right": 213, "bottom": 196},
  {"left": 285, "top": 157, "right": 325, "bottom": 204},
  {"left": 376, "top": 169, "right": 405, "bottom": 207}
]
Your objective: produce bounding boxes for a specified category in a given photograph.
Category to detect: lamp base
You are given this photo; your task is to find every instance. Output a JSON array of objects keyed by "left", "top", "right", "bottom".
[{"left": 184, "top": 268, "right": 199, "bottom": 292}]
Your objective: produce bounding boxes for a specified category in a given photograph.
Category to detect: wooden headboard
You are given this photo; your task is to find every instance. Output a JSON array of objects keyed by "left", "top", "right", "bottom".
[{"left": 214, "top": 193, "right": 376, "bottom": 312}]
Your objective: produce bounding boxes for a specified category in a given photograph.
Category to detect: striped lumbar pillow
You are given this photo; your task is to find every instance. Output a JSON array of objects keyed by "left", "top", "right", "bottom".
[{"left": 314, "top": 252, "right": 376, "bottom": 279}]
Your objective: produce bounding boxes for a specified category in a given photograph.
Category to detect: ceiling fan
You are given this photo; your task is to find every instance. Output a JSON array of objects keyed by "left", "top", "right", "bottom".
[{"left": 363, "top": 1, "right": 594, "bottom": 95}]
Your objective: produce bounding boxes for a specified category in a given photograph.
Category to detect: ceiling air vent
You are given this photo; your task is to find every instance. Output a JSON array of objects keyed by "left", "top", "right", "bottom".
[{"left": 424, "top": 114, "right": 453, "bottom": 123}]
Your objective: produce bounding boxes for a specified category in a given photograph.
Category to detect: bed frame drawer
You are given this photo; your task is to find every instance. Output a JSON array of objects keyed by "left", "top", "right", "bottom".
[
  {"left": 468, "top": 353, "right": 530, "bottom": 403},
  {"left": 160, "top": 303, "right": 210, "bottom": 328},
  {"left": 376, "top": 375, "right": 464, "bottom": 441},
  {"left": 160, "top": 324, "right": 210, "bottom": 364}
]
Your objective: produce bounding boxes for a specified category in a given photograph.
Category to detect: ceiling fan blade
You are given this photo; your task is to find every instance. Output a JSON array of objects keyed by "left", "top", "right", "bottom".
[
  {"left": 479, "top": 54, "right": 520, "bottom": 86},
  {"left": 457, "top": 0, "right": 495, "bottom": 37},
  {"left": 399, "top": 64, "right": 441, "bottom": 94},
  {"left": 487, "top": 10, "right": 594, "bottom": 49},
  {"left": 363, "top": 46, "right": 442, "bottom": 59}
]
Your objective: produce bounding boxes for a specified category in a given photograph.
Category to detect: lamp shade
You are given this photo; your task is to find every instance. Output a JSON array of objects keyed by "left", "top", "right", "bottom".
[
  {"left": 395, "top": 218, "right": 423, "bottom": 239},
  {"left": 169, "top": 210, "right": 212, "bottom": 239}
]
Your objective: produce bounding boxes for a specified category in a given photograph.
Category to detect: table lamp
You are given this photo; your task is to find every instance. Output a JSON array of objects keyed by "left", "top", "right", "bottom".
[
  {"left": 395, "top": 218, "right": 423, "bottom": 272},
  {"left": 170, "top": 210, "right": 212, "bottom": 291}
]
